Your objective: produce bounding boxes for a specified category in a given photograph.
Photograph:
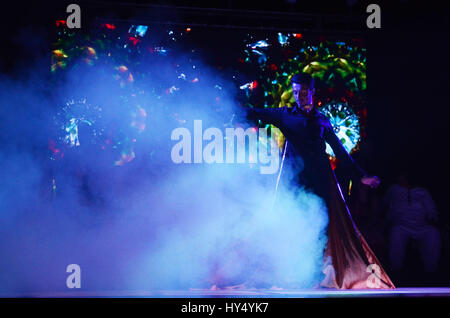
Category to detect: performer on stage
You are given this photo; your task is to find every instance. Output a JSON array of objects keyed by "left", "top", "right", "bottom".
[{"left": 246, "top": 73, "right": 395, "bottom": 289}]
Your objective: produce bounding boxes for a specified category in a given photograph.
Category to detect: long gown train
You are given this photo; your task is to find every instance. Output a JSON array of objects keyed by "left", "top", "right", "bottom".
[{"left": 319, "top": 168, "right": 395, "bottom": 289}]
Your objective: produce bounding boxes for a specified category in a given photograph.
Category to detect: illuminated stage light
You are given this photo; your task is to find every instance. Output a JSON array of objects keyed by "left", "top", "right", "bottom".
[
  {"left": 101, "top": 23, "right": 116, "bottom": 30},
  {"left": 278, "top": 33, "right": 289, "bottom": 46},
  {"left": 128, "top": 25, "right": 148, "bottom": 37}
]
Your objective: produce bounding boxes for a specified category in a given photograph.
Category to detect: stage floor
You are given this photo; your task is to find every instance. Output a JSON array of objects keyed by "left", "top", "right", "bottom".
[{"left": 3, "top": 288, "right": 450, "bottom": 298}]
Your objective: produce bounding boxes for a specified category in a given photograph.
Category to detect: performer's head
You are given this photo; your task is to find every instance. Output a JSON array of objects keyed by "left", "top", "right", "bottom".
[{"left": 291, "top": 73, "right": 315, "bottom": 113}]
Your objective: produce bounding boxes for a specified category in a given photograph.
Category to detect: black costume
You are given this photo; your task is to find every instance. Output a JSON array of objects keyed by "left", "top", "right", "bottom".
[{"left": 247, "top": 105, "right": 395, "bottom": 289}]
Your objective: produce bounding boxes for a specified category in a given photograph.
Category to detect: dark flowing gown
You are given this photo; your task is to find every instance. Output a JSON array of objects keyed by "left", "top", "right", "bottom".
[{"left": 248, "top": 105, "right": 395, "bottom": 289}]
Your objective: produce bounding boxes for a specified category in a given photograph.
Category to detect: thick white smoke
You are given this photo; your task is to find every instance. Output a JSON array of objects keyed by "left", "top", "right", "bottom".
[{"left": 0, "top": 26, "right": 329, "bottom": 296}]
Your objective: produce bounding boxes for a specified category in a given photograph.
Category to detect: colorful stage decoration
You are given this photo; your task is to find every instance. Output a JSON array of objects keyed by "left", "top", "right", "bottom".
[
  {"left": 51, "top": 21, "right": 366, "bottom": 169},
  {"left": 319, "top": 102, "right": 361, "bottom": 156},
  {"left": 53, "top": 98, "right": 104, "bottom": 149},
  {"left": 239, "top": 32, "right": 367, "bottom": 162},
  {"left": 51, "top": 22, "right": 239, "bottom": 170}
]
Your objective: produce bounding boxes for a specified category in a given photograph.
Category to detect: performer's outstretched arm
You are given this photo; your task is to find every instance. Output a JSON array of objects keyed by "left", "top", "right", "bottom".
[
  {"left": 244, "top": 106, "right": 286, "bottom": 127},
  {"left": 323, "top": 119, "right": 380, "bottom": 188}
]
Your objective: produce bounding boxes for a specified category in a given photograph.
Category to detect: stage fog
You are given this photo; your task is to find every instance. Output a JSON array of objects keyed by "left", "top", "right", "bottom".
[{"left": 0, "top": 23, "right": 340, "bottom": 294}]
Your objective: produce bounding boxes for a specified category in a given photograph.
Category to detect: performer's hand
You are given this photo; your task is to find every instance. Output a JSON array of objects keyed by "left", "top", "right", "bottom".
[{"left": 361, "top": 176, "right": 380, "bottom": 188}]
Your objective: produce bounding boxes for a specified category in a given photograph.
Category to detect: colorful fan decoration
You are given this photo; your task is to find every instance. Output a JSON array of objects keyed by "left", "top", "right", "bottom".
[
  {"left": 53, "top": 98, "right": 104, "bottom": 148},
  {"left": 319, "top": 102, "right": 361, "bottom": 158}
]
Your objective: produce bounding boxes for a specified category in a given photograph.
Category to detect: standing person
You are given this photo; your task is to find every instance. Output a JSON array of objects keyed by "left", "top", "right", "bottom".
[
  {"left": 384, "top": 173, "right": 441, "bottom": 277},
  {"left": 245, "top": 73, "right": 395, "bottom": 289}
]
